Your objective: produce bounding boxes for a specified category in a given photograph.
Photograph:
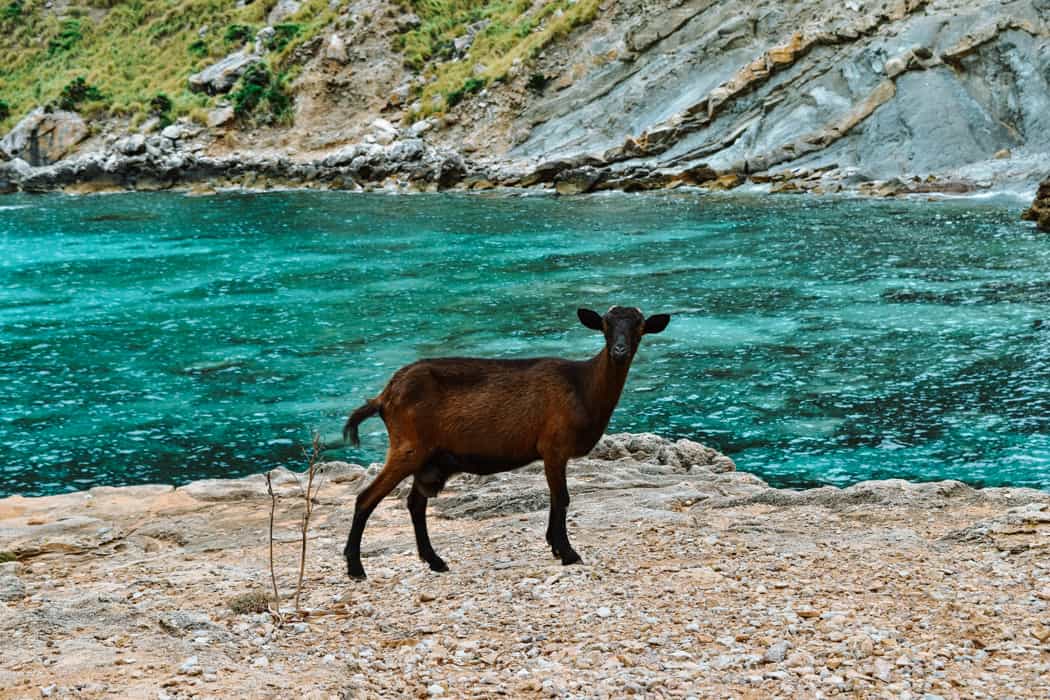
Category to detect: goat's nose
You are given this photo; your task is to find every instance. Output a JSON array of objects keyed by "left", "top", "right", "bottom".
[{"left": 613, "top": 343, "right": 628, "bottom": 357}]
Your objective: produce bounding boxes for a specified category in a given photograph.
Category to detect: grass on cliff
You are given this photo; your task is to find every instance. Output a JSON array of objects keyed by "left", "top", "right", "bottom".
[
  {"left": 397, "top": 0, "right": 601, "bottom": 117},
  {"left": 0, "top": 0, "right": 335, "bottom": 131}
]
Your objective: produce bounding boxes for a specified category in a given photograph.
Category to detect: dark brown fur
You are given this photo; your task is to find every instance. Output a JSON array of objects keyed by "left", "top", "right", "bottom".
[{"left": 342, "top": 306, "right": 670, "bottom": 579}]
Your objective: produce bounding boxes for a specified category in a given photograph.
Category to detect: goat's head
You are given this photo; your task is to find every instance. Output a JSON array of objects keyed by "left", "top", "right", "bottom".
[{"left": 577, "top": 306, "right": 671, "bottom": 364}]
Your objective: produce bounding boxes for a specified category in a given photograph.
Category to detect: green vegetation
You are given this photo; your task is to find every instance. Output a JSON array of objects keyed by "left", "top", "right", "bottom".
[
  {"left": 265, "top": 23, "right": 301, "bottom": 52},
  {"left": 526, "top": 71, "right": 550, "bottom": 94},
  {"left": 0, "top": 0, "right": 599, "bottom": 131},
  {"left": 445, "top": 75, "right": 485, "bottom": 107},
  {"left": 0, "top": 551, "right": 15, "bottom": 563},
  {"left": 48, "top": 18, "right": 82, "bottom": 55},
  {"left": 231, "top": 63, "right": 291, "bottom": 125},
  {"left": 397, "top": 0, "right": 601, "bottom": 116},
  {"left": 53, "top": 76, "right": 104, "bottom": 111},
  {"left": 0, "top": 0, "right": 337, "bottom": 131},
  {"left": 2, "top": 1, "right": 22, "bottom": 21},
  {"left": 187, "top": 39, "right": 208, "bottom": 57},
  {"left": 149, "top": 92, "right": 173, "bottom": 126},
  {"left": 0, "top": 99, "right": 9, "bottom": 122},
  {"left": 224, "top": 23, "right": 255, "bottom": 45}
]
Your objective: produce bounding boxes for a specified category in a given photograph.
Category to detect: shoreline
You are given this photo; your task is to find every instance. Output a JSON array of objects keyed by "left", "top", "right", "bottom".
[
  {"left": 2, "top": 433, "right": 1048, "bottom": 697},
  {"left": 2, "top": 130, "right": 1046, "bottom": 204}
]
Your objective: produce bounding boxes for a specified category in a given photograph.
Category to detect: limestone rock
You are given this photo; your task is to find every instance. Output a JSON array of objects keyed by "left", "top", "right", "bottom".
[
  {"left": 0, "top": 574, "right": 25, "bottom": 601},
  {"left": 0, "top": 516, "right": 122, "bottom": 558},
  {"left": 554, "top": 166, "right": 603, "bottom": 195},
  {"left": 324, "top": 33, "right": 347, "bottom": 63},
  {"left": 267, "top": 0, "right": 301, "bottom": 24},
  {"left": 188, "top": 51, "right": 262, "bottom": 95},
  {"left": 207, "top": 106, "right": 236, "bottom": 128},
  {"left": 0, "top": 109, "right": 88, "bottom": 166}
]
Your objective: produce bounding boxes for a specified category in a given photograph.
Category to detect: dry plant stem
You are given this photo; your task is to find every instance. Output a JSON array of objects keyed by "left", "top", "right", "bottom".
[
  {"left": 265, "top": 471, "right": 282, "bottom": 620},
  {"left": 293, "top": 434, "right": 325, "bottom": 612}
]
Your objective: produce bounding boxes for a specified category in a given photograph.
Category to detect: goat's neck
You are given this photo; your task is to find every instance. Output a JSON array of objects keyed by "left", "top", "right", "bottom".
[{"left": 584, "top": 348, "right": 632, "bottom": 427}]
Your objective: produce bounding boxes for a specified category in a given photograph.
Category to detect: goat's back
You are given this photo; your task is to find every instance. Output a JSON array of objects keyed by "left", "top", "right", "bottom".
[{"left": 378, "top": 356, "right": 589, "bottom": 459}]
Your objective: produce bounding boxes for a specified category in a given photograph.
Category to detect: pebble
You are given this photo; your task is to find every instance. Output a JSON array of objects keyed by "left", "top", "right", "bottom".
[
  {"left": 763, "top": 640, "right": 791, "bottom": 663},
  {"left": 596, "top": 606, "right": 612, "bottom": 618},
  {"left": 427, "top": 683, "right": 445, "bottom": 696},
  {"left": 177, "top": 656, "right": 201, "bottom": 676}
]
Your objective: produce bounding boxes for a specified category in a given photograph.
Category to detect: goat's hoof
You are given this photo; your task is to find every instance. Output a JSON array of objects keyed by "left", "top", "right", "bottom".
[
  {"left": 550, "top": 546, "right": 562, "bottom": 559},
  {"left": 347, "top": 565, "right": 367, "bottom": 581},
  {"left": 427, "top": 558, "right": 450, "bottom": 573},
  {"left": 561, "top": 551, "right": 582, "bottom": 566}
]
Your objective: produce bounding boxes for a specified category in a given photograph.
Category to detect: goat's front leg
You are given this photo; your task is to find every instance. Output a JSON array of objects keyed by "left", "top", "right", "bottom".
[{"left": 542, "top": 456, "right": 581, "bottom": 566}]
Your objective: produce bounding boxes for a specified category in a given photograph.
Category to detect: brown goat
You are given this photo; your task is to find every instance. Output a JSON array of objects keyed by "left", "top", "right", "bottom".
[{"left": 341, "top": 306, "right": 671, "bottom": 579}]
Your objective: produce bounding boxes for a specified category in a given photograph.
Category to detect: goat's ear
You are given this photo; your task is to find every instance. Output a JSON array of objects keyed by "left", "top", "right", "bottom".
[
  {"left": 577, "top": 308, "right": 604, "bottom": 331},
  {"left": 644, "top": 314, "right": 671, "bottom": 334}
]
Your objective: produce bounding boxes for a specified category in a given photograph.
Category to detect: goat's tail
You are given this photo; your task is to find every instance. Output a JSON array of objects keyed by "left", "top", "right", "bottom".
[{"left": 343, "top": 399, "right": 381, "bottom": 446}]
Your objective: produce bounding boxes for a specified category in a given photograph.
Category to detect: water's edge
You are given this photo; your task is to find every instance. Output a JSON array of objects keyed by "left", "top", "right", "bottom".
[{"left": 2, "top": 433, "right": 1047, "bottom": 507}]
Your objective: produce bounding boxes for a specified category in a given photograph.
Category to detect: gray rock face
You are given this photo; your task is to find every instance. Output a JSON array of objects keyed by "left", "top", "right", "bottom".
[
  {"left": 0, "top": 109, "right": 88, "bottom": 166},
  {"left": 0, "top": 574, "right": 25, "bottom": 601},
  {"left": 268, "top": 0, "right": 301, "bottom": 24},
  {"left": 206, "top": 106, "right": 235, "bottom": 128},
  {"left": 0, "top": 130, "right": 476, "bottom": 193},
  {"left": 508, "top": 0, "right": 1050, "bottom": 188},
  {"left": 188, "top": 51, "right": 263, "bottom": 95}
]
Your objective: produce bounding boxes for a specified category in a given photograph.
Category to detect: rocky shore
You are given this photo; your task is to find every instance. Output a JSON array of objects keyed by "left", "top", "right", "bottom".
[{"left": 2, "top": 433, "right": 1048, "bottom": 698}]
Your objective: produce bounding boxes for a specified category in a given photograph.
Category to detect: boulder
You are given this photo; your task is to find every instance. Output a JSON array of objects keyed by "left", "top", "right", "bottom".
[
  {"left": 324, "top": 33, "right": 347, "bottom": 63},
  {"left": 188, "top": 51, "right": 263, "bottom": 95},
  {"left": 371, "top": 118, "right": 399, "bottom": 146},
  {"left": 0, "top": 108, "right": 88, "bottom": 166},
  {"left": 207, "top": 106, "right": 235, "bottom": 128},
  {"left": 267, "top": 0, "right": 301, "bottom": 24},
  {"left": 554, "top": 166, "right": 604, "bottom": 195},
  {"left": 590, "top": 433, "right": 736, "bottom": 472},
  {"left": 1022, "top": 177, "right": 1050, "bottom": 232}
]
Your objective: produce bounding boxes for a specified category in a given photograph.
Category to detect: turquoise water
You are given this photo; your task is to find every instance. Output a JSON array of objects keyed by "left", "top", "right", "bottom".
[{"left": 1, "top": 190, "right": 1048, "bottom": 497}]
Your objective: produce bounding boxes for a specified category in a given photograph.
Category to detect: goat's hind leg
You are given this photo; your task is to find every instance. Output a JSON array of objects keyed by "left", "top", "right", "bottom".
[
  {"left": 407, "top": 479, "right": 449, "bottom": 573},
  {"left": 344, "top": 450, "right": 422, "bottom": 580}
]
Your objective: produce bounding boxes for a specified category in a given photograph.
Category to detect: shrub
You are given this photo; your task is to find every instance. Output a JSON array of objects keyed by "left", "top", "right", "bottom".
[
  {"left": 231, "top": 63, "right": 291, "bottom": 124},
  {"left": 2, "top": 1, "right": 21, "bottom": 22},
  {"left": 54, "top": 76, "right": 104, "bottom": 111},
  {"left": 149, "top": 92, "right": 173, "bottom": 126},
  {"left": 265, "top": 23, "right": 301, "bottom": 52},
  {"left": 0, "top": 99, "right": 10, "bottom": 123},
  {"left": 188, "top": 39, "right": 208, "bottom": 57},
  {"left": 227, "top": 589, "right": 271, "bottom": 614},
  {"left": 48, "top": 18, "right": 82, "bottom": 55},
  {"left": 224, "top": 23, "right": 254, "bottom": 45},
  {"left": 526, "top": 72, "right": 550, "bottom": 94},
  {"left": 445, "top": 76, "right": 485, "bottom": 108}
]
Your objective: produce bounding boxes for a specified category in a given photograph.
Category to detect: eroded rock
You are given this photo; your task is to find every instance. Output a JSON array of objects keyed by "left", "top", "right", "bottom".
[
  {"left": 188, "top": 51, "right": 263, "bottom": 95},
  {"left": 0, "top": 109, "right": 88, "bottom": 166}
]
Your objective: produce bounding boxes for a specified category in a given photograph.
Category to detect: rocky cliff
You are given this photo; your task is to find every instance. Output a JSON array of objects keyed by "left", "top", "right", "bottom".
[
  {"left": 0, "top": 0, "right": 1048, "bottom": 195},
  {"left": 2, "top": 433, "right": 1049, "bottom": 697}
]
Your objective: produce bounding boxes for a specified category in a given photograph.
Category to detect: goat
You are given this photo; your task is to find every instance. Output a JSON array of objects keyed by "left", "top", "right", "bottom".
[{"left": 341, "top": 305, "right": 671, "bottom": 580}]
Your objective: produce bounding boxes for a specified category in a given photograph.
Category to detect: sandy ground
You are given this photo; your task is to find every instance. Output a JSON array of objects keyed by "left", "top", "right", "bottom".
[{"left": 1, "top": 434, "right": 1048, "bottom": 699}]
